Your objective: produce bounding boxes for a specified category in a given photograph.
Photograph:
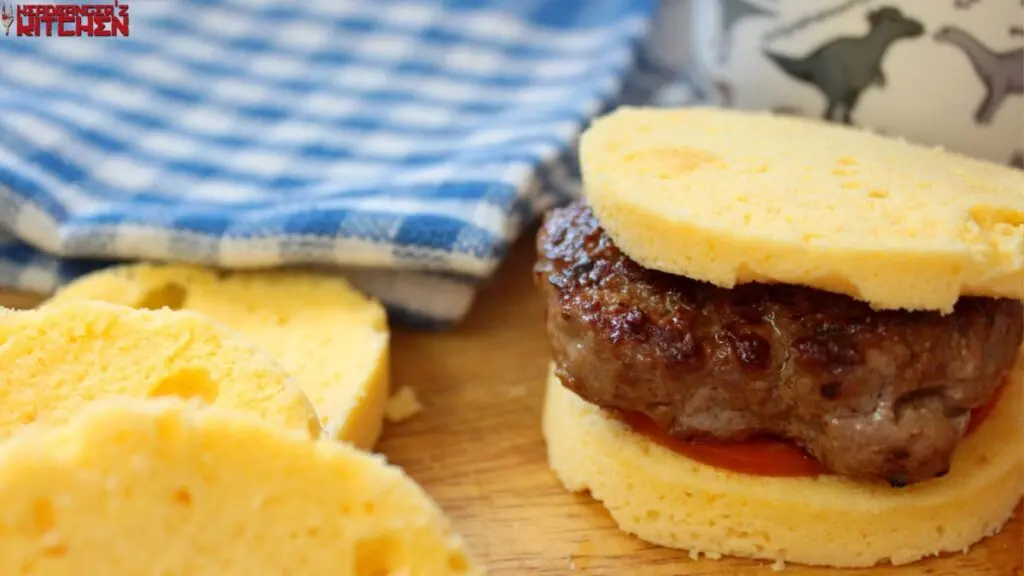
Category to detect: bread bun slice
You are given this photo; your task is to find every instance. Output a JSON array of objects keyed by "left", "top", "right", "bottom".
[
  {"left": 0, "top": 397, "right": 480, "bottom": 575},
  {"left": 578, "top": 107, "right": 1024, "bottom": 313},
  {"left": 0, "top": 301, "right": 319, "bottom": 440},
  {"left": 47, "top": 263, "right": 389, "bottom": 448},
  {"left": 542, "top": 354, "right": 1024, "bottom": 568}
]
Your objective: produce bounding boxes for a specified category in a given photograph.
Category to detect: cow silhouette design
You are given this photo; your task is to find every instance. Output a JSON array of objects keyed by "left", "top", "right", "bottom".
[
  {"left": 934, "top": 26, "right": 1024, "bottom": 124},
  {"left": 764, "top": 6, "right": 924, "bottom": 124}
]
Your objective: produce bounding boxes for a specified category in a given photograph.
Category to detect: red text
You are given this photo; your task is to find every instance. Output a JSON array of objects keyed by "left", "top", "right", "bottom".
[{"left": 16, "top": 1, "right": 129, "bottom": 37}]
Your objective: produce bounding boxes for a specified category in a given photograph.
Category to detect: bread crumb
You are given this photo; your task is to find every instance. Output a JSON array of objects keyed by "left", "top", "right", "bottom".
[
  {"left": 385, "top": 386, "right": 423, "bottom": 423},
  {"left": 772, "top": 558, "right": 787, "bottom": 571}
]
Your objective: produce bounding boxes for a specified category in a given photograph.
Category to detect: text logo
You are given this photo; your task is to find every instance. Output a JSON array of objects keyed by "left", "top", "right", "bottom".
[{"left": 6, "top": 1, "right": 129, "bottom": 37}]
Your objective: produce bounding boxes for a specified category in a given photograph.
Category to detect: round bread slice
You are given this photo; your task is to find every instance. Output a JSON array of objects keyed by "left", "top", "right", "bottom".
[
  {"left": 542, "top": 354, "right": 1024, "bottom": 568},
  {"left": 46, "top": 263, "right": 389, "bottom": 449},
  {"left": 578, "top": 107, "right": 1024, "bottom": 313},
  {"left": 0, "top": 397, "right": 480, "bottom": 575},
  {"left": 0, "top": 301, "right": 319, "bottom": 440}
]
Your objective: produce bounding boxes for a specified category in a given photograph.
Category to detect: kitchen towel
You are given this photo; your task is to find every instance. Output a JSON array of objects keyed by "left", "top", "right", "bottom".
[{"left": 0, "top": 0, "right": 659, "bottom": 328}]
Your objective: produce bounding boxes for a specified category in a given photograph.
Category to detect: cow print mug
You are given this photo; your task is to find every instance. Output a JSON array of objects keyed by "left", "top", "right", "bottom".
[{"left": 630, "top": 0, "right": 1023, "bottom": 168}]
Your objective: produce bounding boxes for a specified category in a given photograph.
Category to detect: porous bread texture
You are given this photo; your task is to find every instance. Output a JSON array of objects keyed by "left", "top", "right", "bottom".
[
  {"left": 0, "top": 301, "right": 319, "bottom": 440},
  {"left": 579, "top": 107, "right": 1024, "bottom": 313},
  {"left": 0, "top": 397, "right": 481, "bottom": 576},
  {"left": 47, "top": 263, "right": 390, "bottom": 449},
  {"left": 542, "top": 356, "right": 1024, "bottom": 568}
]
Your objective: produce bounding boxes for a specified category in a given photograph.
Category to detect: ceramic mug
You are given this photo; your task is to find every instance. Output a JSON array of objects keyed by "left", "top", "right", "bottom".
[{"left": 629, "top": 0, "right": 1024, "bottom": 168}]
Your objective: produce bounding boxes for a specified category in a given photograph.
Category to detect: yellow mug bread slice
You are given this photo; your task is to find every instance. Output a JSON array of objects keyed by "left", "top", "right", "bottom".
[
  {"left": 0, "top": 301, "right": 319, "bottom": 440},
  {"left": 0, "top": 397, "right": 481, "bottom": 576},
  {"left": 578, "top": 107, "right": 1024, "bottom": 313},
  {"left": 542, "top": 356, "right": 1024, "bottom": 568},
  {"left": 46, "top": 263, "right": 389, "bottom": 449}
]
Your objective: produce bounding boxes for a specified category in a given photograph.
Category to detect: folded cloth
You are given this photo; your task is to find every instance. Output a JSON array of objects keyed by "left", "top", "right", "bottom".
[{"left": 0, "top": 0, "right": 656, "bottom": 328}]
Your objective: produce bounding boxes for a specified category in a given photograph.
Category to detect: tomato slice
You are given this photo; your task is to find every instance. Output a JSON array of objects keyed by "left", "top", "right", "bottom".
[
  {"left": 616, "top": 376, "right": 1006, "bottom": 479},
  {"left": 661, "top": 436, "right": 828, "bottom": 477},
  {"left": 616, "top": 410, "right": 827, "bottom": 477}
]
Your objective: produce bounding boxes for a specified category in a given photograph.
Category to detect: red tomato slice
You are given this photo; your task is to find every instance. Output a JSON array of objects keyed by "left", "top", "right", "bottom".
[
  {"left": 616, "top": 376, "right": 1006, "bottom": 479},
  {"left": 616, "top": 410, "right": 827, "bottom": 478},
  {"left": 666, "top": 437, "right": 828, "bottom": 477}
]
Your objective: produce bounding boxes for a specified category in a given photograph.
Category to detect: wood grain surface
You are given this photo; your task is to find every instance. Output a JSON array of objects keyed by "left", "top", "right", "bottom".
[{"left": 1, "top": 229, "right": 1020, "bottom": 575}]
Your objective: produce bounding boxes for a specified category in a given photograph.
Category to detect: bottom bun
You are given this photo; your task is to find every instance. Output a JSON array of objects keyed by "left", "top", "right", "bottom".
[{"left": 542, "top": 354, "right": 1024, "bottom": 568}]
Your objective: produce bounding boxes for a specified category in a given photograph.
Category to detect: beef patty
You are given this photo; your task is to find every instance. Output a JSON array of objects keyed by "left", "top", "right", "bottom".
[{"left": 535, "top": 202, "right": 1023, "bottom": 485}]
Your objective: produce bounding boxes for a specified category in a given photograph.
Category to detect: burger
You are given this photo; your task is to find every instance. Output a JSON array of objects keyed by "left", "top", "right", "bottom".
[{"left": 534, "top": 107, "right": 1024, "bottom": 568}]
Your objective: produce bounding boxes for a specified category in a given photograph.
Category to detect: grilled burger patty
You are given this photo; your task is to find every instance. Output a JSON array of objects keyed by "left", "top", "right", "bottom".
[{"left": 534, "top": 202, "right": 1023, "bottom": 485}]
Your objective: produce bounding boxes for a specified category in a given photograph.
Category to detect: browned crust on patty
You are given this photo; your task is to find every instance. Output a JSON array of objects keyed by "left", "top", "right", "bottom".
[{"left": 535, "top": 202, "right": 1022, "bottom": 485}]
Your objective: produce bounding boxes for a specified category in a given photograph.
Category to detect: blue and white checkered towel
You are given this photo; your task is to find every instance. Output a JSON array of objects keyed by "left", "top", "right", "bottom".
[{"left": 0, "top": 0, "right": 660, "bottom": 328}]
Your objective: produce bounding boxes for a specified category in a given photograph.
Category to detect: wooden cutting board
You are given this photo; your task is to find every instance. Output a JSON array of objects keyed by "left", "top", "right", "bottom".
[{"left": 1, "top": 229, "right": 1019, "bottom": 575}]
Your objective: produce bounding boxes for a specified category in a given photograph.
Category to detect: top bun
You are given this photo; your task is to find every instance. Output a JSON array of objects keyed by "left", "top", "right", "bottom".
[{"left": 579, "top": 107, "right": 1024, "bottom": 312}]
